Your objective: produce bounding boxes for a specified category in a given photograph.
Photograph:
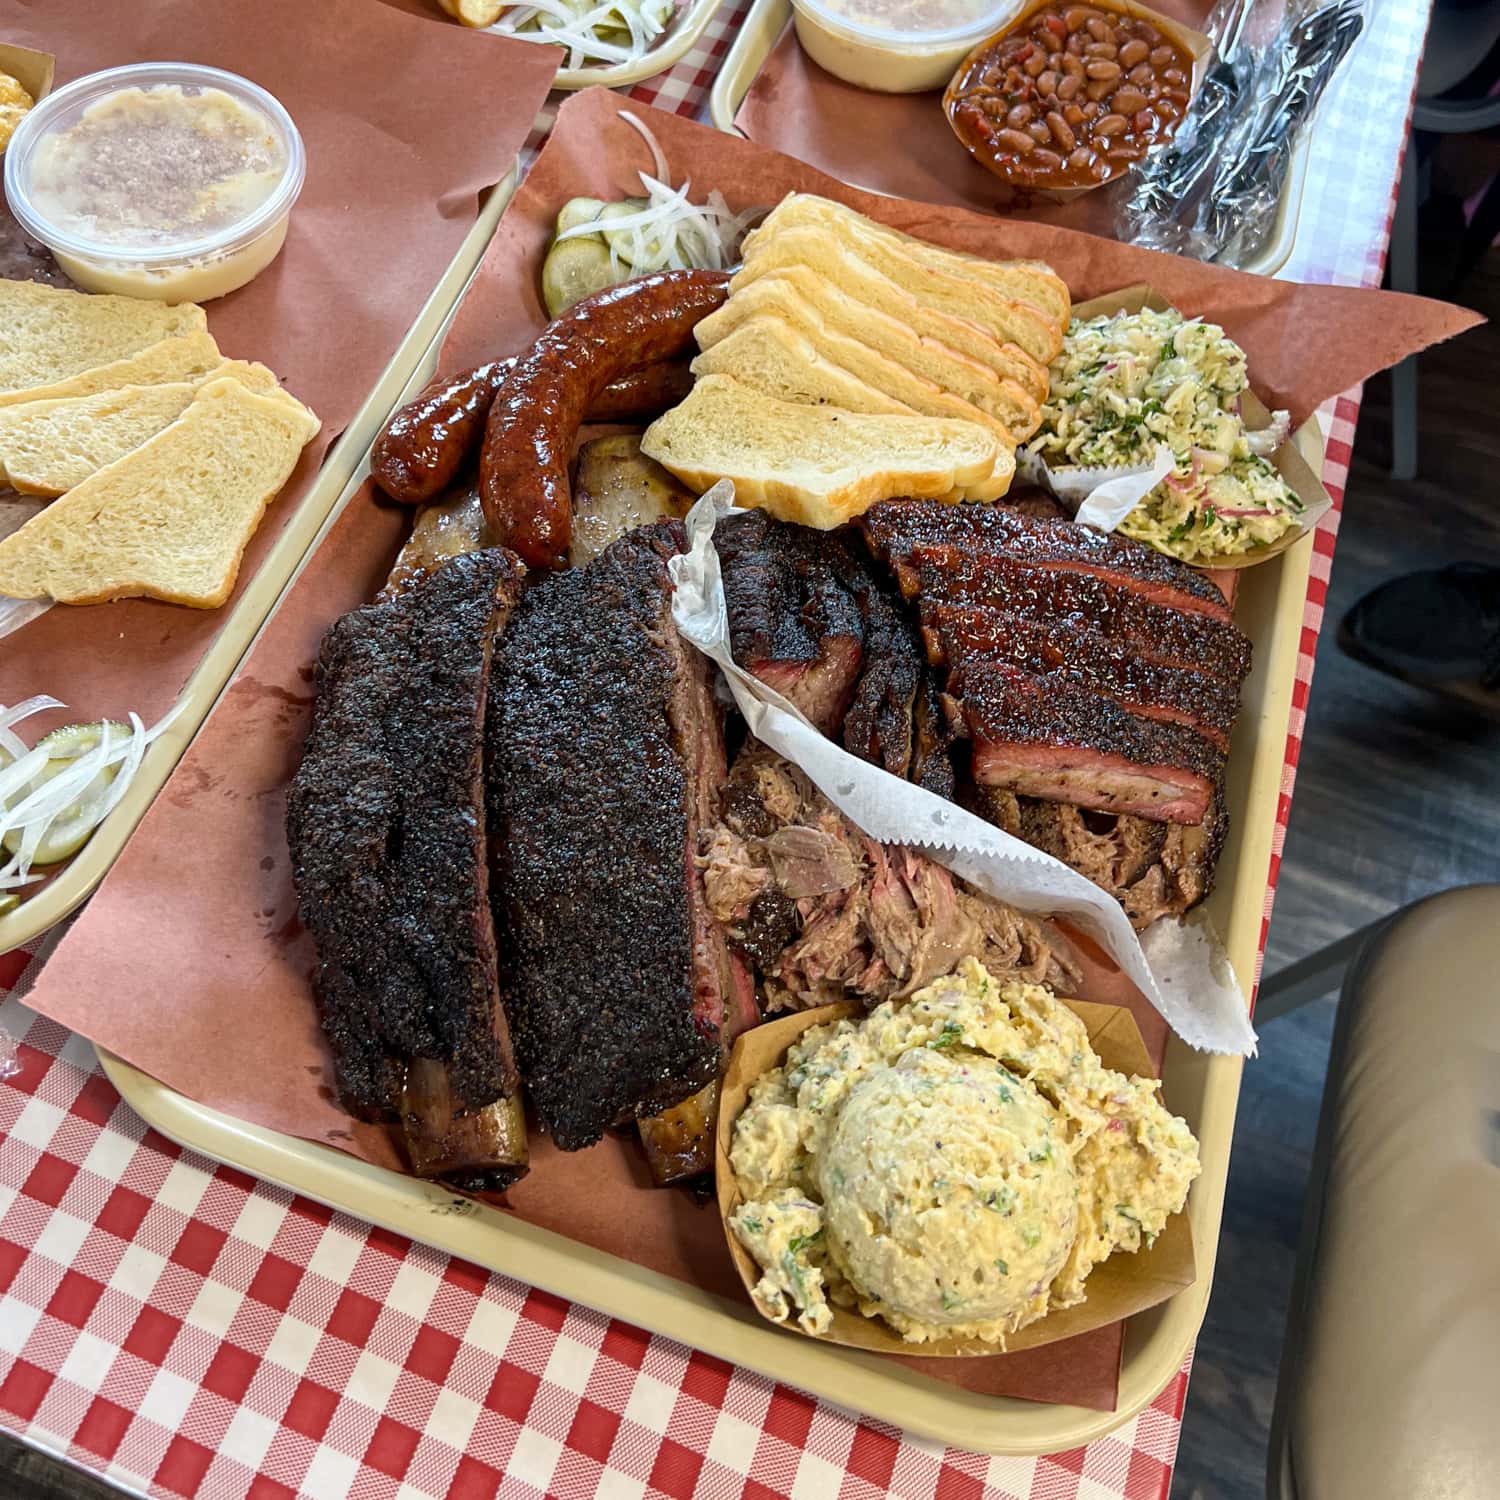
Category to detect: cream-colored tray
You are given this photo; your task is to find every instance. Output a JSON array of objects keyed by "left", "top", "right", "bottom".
[
  {"left": 0, "top": 167, "right": 521, "bottom": 957},
  {"left": 510, "top": 0, "right": 726, "bottom": 89},
  {"left": 708, "top": 0, "right": 1311, "bottom": 279},
  {"left": 97, "top": 406, "right": 1317, "bottom": 1452}
]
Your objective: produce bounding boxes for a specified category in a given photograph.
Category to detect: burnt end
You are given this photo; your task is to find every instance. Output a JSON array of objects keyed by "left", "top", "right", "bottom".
[
  {"left": 287, "top": 549, "right": 524, "bottom": 1123},
  {"left": 733, "top": 887, "right": 803, "bottom": 968},
  {"left": 486, "top": 522, "right": 723, "bottom": 1151}
]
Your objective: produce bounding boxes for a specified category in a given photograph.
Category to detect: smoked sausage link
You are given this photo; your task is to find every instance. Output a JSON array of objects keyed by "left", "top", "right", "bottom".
[
  {"left": 586, "top": 359, "right": 695, "bottom": 422},
  {"left": 372, "top": 359, "right": 513, "bottom": 506},
  {"left": 372, "top": 354, "right": 700, "bottom": 507},
  {"left": 480, "top": 268, "right": 730, "bottom": 571}
]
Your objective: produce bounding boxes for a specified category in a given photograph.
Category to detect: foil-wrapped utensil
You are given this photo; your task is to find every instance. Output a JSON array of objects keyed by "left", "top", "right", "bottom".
[{"left": 1118, "top": 0, "right": 1366, "bottom": 267}]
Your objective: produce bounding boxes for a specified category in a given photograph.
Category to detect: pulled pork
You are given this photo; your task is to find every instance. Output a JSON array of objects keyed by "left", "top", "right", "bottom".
[{"left": 701, "top": 746, "right": 1076, "bottom": 1011}]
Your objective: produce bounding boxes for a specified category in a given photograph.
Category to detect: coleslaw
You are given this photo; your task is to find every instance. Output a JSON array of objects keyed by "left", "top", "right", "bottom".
[{"left": 1026, "top": 308, "right": 1303, "bottom": 562}]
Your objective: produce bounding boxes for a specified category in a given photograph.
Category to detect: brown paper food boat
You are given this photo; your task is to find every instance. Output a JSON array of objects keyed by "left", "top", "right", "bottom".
[
  {"left": 0, "top": 43, "right": 54, "bottom": 103},
  {"left": 943, "top": 0, "right": 1212, "bottom": 205},
  {"left": 716, "top": 998, "right": 1197, "bottom": 1359},
  {"left": 1056, "top": 284, "right": 1332, "bottom": 570}
]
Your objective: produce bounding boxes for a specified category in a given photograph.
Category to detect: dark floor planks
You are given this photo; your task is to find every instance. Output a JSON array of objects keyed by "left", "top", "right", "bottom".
[{"left": 1171, "top": 255, "right": 1500, "bottom": 1500}]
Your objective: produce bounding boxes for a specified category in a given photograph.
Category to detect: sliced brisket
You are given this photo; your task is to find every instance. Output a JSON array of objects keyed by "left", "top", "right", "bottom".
[
  {"left": 716, "top": 509, "right": 864, "bottom": 732},
  {"left": 287, "top": 548, "right": 527, "bottom": 1187},
  {"left": 486, "top": 522, "right": 754, "bottom": 1151},
  {"left": 714, "top": 509, "right": 927, "bottom": 777},
  {"left": 949, "top": 660, "right": 1223, "bottom": 824}
]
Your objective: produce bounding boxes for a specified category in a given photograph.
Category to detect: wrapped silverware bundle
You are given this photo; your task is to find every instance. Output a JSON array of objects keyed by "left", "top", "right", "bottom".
[{"left": 1117, "top": 0, "right": 1366, "bottom": 266}]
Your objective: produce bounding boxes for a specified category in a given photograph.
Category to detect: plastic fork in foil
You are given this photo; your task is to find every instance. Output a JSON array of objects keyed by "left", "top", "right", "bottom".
[{"left": 1117, "top": 0, "right": 1366, "bottom": 267}]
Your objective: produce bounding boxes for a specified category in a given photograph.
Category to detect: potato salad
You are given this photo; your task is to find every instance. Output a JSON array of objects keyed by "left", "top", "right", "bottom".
[{"left": 728, "top": 959, "right": 1201, "bottom": 1345}]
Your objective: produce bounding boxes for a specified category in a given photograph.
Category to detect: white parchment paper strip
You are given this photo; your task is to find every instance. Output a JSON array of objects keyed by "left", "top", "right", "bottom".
[{"left": 669, "top": 484, "right": 1256, "bottom": 1056}]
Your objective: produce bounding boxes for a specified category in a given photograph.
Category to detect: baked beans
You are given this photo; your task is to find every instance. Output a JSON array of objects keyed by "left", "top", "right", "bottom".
[{"left": 945, "top": 4, "right": 1194, "bottom": 192}]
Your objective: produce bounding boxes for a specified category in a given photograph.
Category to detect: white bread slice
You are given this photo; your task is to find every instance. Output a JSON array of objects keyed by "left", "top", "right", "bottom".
[
  {"left": 690, "top": 317, "right": 916, "bottom": 417},
  {"left": 0, "top": 280, "right": 207, "bottom": 396},
  {"left": 641, "top": 374, "right": 1008, "bottom": 529},
  {"left": 0, "top": 363, "right": 299, "bottom": 496},
  {"left": 0, "top": 376, "right": 322, "bottom": 607},
  {"left": 691, "top": 307, "right": 1014, "bottom": 502},
  {"left": 0, "top": 329, "right": 224, "bottom": 409},
  {"left": 755, "top": 195, "right": 1071, "bottom": 328},
  {"left": 731, "top": 239, "right": 1049, "bottom": 401},
  {"left": 696, "top": 273, "right": 1042, "bottom": 439},
  {"left": 741, "top": 220, "right": 1062, "bottom": 366}
]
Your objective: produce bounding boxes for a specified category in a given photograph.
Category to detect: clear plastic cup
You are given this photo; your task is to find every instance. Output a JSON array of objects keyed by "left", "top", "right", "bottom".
[
  {"left": 790, "top": 0, "right": 1026, "bottom": 93},
  {"left": 4, "top": 62, "right": 306, "bottom": 302}
]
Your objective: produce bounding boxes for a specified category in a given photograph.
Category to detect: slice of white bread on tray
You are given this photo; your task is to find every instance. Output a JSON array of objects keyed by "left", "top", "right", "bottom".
[
  {"left": 756, "top": 195, "right": 1072, "bottom": 328},
  {"left": 691, "top": 317, "right": 916, "bottom": 417},
  {"left": 692, "top": 312, "right": 1013, "bottom": 502},
  {"left": 0, "top": 360, "right": 284, "bottom": 496},
  {"left": 0, "top": 280, "right": 208, "bottom": 396},
  {"left": 698, "top": 271, "right": 1042, "bottom": 439},
  {"left": 694, "top": 278, "right": 1033, "bottom": 445},
  {"left": 730, "top": 237, "right": 1050, "bottom": 401},
  {"left": 0, "top": 328, "right": 225, "bottom": 408},
  {"left": 739, "top": 209, "right": 1065, "bottom": 366},
  {"left": 642, "top": 373, "right": 1009, "bottom": 529},
  {"left": 0, "top": 376, "right": 321, "bottom": 608}
]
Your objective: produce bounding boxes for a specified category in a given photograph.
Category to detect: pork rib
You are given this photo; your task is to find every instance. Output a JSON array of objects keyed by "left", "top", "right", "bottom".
[
  {"left": 287, "top": 548, "right": 528, "bottom": 1191},
  {"left": 923, "top": 605, "right": 1242, "bottom": 750},
  {"left": 950, "top": 660, "right": 1223, "bottom": 824},
  {"left": 864, "top": 501, "right": 1234, "bottom": 621},
  {"left": 894, "top": 552, "right": 1251, "bottom": 682},
  {"left": 486, "top": 522, "right": 754, "bottom": 1152}
]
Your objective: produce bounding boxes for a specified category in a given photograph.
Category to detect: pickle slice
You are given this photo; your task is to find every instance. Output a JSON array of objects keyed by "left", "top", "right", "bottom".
[
  {"left": 555, "top": 196, "right": 608, "bottom": 235},
  {"left": 541, "top": 235, "right": 618, "bottom": 318},
  {"left": 2, "top": 720, "right": 131, "bottom": 866}
]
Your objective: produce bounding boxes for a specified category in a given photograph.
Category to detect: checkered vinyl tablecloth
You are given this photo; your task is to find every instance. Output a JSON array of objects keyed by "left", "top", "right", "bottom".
[{"left": 0, "top": 2, "right": 1432, "bottom": 1495}]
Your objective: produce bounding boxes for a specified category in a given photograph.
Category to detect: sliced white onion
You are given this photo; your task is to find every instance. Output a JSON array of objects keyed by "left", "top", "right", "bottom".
[
  {"left": 554, "top": 116, "right": 759, "bottom": 281},
  {"left": 488, "top": 0, "right": 671, "bottom": 67},
  {"left": 0, "top": 698, "right": 186, "bottom": 895}
]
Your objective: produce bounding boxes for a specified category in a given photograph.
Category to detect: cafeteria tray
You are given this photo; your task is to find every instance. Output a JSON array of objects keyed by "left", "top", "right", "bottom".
[
  {"left": 707, "top": 0, "right": 1311, "bottom": 279},
  {"left": 539, "top": 0, "right": 727, "bottom": 89},
  {"left": 96, "top": 395, "right": 1319, "bottom": 1454},
  {"left": 0, "top": 167, "right": 521, "bottom": 958}
]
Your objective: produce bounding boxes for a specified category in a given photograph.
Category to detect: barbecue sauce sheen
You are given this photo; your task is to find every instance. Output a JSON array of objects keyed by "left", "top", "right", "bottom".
[{"left": 946, "top": 4, "right": 1195, "bottom": 193}]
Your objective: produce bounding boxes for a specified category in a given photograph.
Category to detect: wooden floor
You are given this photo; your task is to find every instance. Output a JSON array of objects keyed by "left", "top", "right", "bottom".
[
  {"left": 6, "top": 265, "right": 1499, "bottom": 1500},
  {"left": 1171, "top": 254, "right": 1500, "bottom": 1500}
]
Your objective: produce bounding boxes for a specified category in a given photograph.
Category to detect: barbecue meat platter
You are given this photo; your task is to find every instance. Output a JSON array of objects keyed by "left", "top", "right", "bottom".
[{"left": 284, "top": 186, "right": 1279, "bottom": 1348}]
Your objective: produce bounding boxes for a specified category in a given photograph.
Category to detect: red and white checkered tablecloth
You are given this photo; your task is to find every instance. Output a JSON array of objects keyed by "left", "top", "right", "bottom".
[{"left": 0, "top": 3, "right": 1431, "bottom": 1495}]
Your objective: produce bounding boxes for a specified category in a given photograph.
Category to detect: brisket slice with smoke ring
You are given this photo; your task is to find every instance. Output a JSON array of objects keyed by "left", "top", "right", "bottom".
[
  {"left": 948, "top": 660, "right": 1224, "bottom": 825},
  {"left": 486, "top": 521, "right": 754, "bottom": 1152},
  {"left": 896, "top": 552, "right": 1252, "bottom": 683},
  {"left": 863, "top": 501, "right": 1233, "bottom": 621},
  {"left": 922, "top": 605, "right": 1242, "bottom": 750},
  {"left": 287, "top": 548, "right": 527, "bottom": 1187},
  {"left": 715, "top": 508, "right": 864, "bottom": 732},
  {"left": 713, "top": 508, "right": 927, "bottom": 778}
]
